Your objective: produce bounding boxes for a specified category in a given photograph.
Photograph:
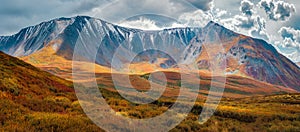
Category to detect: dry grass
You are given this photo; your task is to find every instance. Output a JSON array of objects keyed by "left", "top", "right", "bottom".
[{"left": 1, "top": 51, "right": 299, "bottom": 131}]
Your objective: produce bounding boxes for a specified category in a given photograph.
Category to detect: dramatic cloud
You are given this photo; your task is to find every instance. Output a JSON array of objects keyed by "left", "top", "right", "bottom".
[
  {"left": 219, "top": 0, "right": 256, "bottom": 30},
  {"left": 214, "top": 0, "right": 271, "bottom": 41},
  {"left": 119, "top": 17, "right": 187, "bottom": 30},
  {"left": 278, "top": 27, "right": 300, "bottom": 50},
  {"left": 184, "top": 0, "right": 214, "bottom": 11},
  {"left": 120, "top": 14, "right": 181, "bottom": 29},
  {"left": 235, "top": 15, "right": 255, "bottom": 29},
  {"left": 250, "top": 17, "right": 269, "bottom": 41},
  {"left": 0, "top": 0, "right": 211, "bottom": 35},
  {"left": 0, "top": 0, "right": 109, "bottom": 35},
  {"left": 91, "top": 0, "right": 199, "bottom": 23},
  {"left": 240, "top": 0, "right": 254, "bottom": 16},
  {"left": 177, "top": 10, "right": 214, "bottom": 27},
  {"left": 219, "top": 15, "right": 269, "bottom": 41},
  {"left": 0, "top": 0, "right": 299, "bottom": 63},
  {"left": 120, "top": 19, "right": 159, "bottom": 30},
  {"left": 275, "top": 27, "right": 300, "bottom": 62},
  {"left": 218, "top": 15, "right": 254, "bottom": 32},
  {"left": 259, "top": 0, "right": 296, "bottom": 21}
]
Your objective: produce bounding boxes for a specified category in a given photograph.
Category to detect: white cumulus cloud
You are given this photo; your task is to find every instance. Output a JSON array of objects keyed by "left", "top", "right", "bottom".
[
  {"left": 277, "top": 27, "right": 300, "bottom": 62},
  {"left": 250, "top": 17, "right": 269, "bottom": 41},
  {"left": 259, "top": 0, "right": 296, "bottom": 21},
  {"left": 119, "top": 17, "right": 185, "bottom": 30},
  {"left": 177, "top": 10, "right": 214, "bottom": 27},
  {"left": 278, "top": 27, "right": 300, "bottom": 50},
  {"left": 240, "top": 0, "right": 254, "bottom": 16}
]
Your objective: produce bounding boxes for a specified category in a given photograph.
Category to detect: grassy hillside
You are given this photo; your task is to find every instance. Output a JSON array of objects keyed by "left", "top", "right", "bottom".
[
  {"left": 0, "top": 51, "right": 103, "bottom": 131},
  {"left": 21, "top": 45, "right": 297, "bottom": 98},
  {"left": 99, "top": 87, "right": 300, "bottom": 131},
  {"left": 21, "top": 43, "right": 112, "bottom": 80},
  {"left": 1, "top": 51, "right": 300, "bottom": 131},
  {"left": 93, "top": 72, "right": 296, "bottom": 99}
]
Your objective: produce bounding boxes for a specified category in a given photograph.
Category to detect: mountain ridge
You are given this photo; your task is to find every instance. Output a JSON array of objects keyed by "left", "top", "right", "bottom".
[{"left": 0, "top": 16, "right": 299, "bottom": 91}]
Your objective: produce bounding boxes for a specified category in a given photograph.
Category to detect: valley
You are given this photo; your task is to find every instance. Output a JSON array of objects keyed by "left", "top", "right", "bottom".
[
  {"left": 0, "top": 51, "right": 299, "bottom": 131},
  {"left": 0, "top": 16, "right": 299, "bottom": 131}
]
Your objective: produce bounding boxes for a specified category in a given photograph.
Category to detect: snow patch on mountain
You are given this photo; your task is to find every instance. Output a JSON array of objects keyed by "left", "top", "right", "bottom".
[{"left": 0, "top": 16, "right": 299, "bottom": 90}]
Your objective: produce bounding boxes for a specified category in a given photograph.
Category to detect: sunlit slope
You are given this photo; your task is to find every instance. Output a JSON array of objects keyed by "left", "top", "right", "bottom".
[
  {"left": 90, "top": 85, "right": 300, "bottom": 131},
  {"left": 0, "top": 51, "right": 102, "bottom": 131},
  {"left": 21, "top": 40, "right": 112, "bottom": 80},
  {"left": 0, "top": 16, "right": 298, "bottom": 91},
  {"left": 19, "top": 39, "right": 298, "bottom": 98},
  {"left": 0, "top": 51, "right": 73, "bottom": 94},
  {"left": 0, "top": 51, "right": 299, "bottom": 131},
  {"left": 93, "top": 72, "right": 297, "bottom": 99}
]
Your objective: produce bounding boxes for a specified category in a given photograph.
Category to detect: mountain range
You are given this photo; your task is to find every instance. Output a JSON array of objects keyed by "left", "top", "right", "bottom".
[
  {"left": 0, "top": 16, "right": 299, "bottom": 92},
  {"left": 0, "top": 15, "right": 300, "bottom": 131}
]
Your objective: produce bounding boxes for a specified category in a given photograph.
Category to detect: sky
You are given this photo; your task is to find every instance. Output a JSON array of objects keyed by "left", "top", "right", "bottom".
[{"left": 0, "top": 0, "right": 299, "bottom": 63}]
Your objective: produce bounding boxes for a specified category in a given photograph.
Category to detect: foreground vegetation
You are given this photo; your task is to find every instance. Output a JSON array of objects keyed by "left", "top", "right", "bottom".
[
  {"left": 1, "top": 51, "right": 300, "bottom": 131},
  {"left": 100, "top": 88, "right": 300, "bottom": 132},
  {"left": 0, "top": 51, "right": 103, "bottom": 131},
  {"left": 2, "top": 84, "right": 299, "bottom": 131}
]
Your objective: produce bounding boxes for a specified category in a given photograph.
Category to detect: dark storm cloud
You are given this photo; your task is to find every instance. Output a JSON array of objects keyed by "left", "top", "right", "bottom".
[{"left": 0, "top": 0, "right": 108, "bottom": 35}]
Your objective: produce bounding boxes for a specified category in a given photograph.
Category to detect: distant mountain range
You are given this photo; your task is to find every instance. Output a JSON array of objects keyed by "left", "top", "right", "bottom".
[{"left": 0, "top": 16, "right": 299, "bottom": 91}]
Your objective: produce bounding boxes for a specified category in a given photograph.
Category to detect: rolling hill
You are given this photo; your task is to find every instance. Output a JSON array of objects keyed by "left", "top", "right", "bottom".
[
  {"left": 0, "top": 51, "right": 299, "bottom": 131},
  {"left": 0, "top": 51, "right": 102, "bottom": 131}
]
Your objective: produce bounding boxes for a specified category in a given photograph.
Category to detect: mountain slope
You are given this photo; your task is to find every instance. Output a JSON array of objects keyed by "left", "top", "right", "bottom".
[
  {"left": 0, "top": 51, "right": 299, "bottom": 131},
  {"left": 0, "top": 17, "right": 74, "bottom": 56},
  {"left": 0, "top": 51, "right": 102, "bottom": 131},
  {"left": 0, "top": 16, "right": 299, "bottom": 91},
  {"left": 0, "top": 51, "right": 73, "bottom": 95}
]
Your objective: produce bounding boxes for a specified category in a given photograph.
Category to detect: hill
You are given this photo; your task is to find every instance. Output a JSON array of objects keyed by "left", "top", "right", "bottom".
[
  {"left": 0, "top": 51, "right": 102, "bottom": 131},
  {"left": 0, "top": 51, "right": 299, "bottom": 131}
]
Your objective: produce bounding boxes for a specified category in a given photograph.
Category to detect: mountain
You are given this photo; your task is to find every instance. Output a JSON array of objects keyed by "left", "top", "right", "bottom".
[
  {"left": 0, "top": 16, "right": 299, "bottom": 91},
  {"left": 0, "top": 17, "right": 74, "bottom": 56}
]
